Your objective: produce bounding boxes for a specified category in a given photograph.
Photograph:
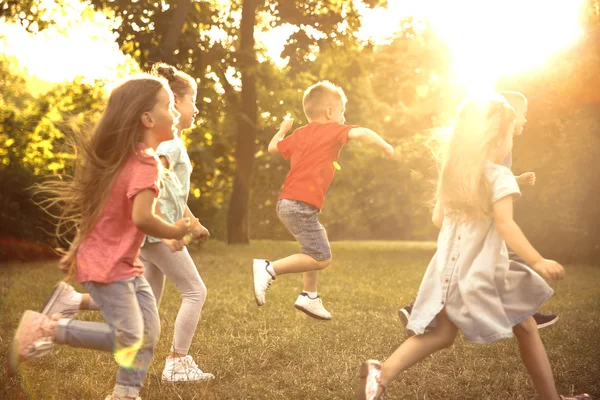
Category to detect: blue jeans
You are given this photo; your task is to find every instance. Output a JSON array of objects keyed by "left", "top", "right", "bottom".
[
  {"left": 55, "top": 276, "right": 160, "bottom": 398},
  {"left": 277, "top": 199, "right": 332, "bottom": 261}
]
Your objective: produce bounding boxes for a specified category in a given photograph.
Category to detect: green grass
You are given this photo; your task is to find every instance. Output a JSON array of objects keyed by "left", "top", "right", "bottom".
[{"left": 1, "top": 240, "right": 599, "bottom": 399}]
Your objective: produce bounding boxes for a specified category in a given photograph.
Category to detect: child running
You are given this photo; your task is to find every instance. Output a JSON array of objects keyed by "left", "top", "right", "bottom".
[
  {"left": 139, "top": 63, "right": 213, "bottom": 382},
  {"left": 397, "top": 90, "right": 558, "bottom": 332},
  {"left": 358, "top": 94, "right": 591, "bottom": 400},
  {"left": 34, "top": 64, "right": 214, "bottom": 383},
  {"left": 8, "top": 74, "right": 190, "bottom": 400},
  {"left": 252, "top": 81, "right": 394, "bottom": 320}
]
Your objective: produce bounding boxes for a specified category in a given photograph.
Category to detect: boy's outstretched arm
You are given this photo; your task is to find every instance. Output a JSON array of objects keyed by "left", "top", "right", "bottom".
[
  {"left": 268, "top": 118, "right": 294, "bottom": 155},
  {"left": 348, "top": 127, "right": 394, "bottom": 157}
]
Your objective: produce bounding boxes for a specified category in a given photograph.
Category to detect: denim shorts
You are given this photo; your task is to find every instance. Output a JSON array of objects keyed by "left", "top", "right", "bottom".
[{"left": 277, "top": 199, "right": 331, "bottom": 261}]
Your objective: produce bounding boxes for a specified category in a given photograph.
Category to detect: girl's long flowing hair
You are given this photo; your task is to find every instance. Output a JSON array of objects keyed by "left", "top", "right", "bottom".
[
  {"left": 437, "top": 94, "right": 516, "bottom": 221},
  {"left": 34, "top": 75, "right": 168, "bottom": 279}
]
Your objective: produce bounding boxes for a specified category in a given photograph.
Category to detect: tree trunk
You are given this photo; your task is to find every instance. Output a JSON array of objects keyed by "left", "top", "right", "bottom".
[
  {"left": 153, "top": 0, "right": 193, "bottom": 64},
  {"left": 226, "top": 0, "right": 258, "bottom": 244}
]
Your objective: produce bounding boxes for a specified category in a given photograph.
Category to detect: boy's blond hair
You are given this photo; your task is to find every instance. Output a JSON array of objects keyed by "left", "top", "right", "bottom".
[{"left": 302, "top": 81, "right": 347, "bottom": 121}]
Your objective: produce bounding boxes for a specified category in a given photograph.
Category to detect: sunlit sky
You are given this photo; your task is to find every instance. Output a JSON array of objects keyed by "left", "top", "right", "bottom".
[{"left": 0, "top": 0, "right": 586, "bottom": 93}]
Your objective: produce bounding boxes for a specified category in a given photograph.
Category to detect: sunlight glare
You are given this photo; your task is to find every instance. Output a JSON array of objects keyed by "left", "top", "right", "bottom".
[{"left": 354, "top": 0, "right": 585, "bottom": 95}]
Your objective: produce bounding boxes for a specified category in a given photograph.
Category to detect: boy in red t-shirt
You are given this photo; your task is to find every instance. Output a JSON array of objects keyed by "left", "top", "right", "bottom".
[{"left": 252, "top": 81, "right": 394, "bottom": 320}]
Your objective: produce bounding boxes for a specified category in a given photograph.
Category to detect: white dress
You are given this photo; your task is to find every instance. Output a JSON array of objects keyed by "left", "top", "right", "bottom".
[{"left": 407, "top": 163, "right": 554, "bottom": 343}]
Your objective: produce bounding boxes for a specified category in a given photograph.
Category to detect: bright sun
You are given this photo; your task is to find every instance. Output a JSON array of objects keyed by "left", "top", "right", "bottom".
[
  {"left": 357, "top": 0, "right": 586, "bottom": 94},
  {"left": 0, "top": 0, "right": 587, "bottom": 90}
]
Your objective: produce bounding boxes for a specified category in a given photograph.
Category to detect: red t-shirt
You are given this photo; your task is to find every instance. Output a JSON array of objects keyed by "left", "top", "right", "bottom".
[
  {"left": 76, "top": 144, "right": 160, "bottom": 283},
  {"left": 277, "top": 122, "right": 355, "bottom": 210}
]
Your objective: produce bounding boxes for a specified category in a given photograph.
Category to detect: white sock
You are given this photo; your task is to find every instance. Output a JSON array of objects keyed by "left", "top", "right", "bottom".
[
  {"left": 304, "top": 291, "right": 318, "bottom": 299},
  {"left": 266, "top": 261, "right": 276, "bottom": 277}
]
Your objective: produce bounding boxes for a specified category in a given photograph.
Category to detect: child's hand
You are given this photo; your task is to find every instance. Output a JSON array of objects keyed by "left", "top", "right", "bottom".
[
  {"left": 383, "top": 143, "right": 395, "bottom": 158},
  {"left": 192, "top": 223, "right": 210, "bottom": 241},
  {"left": 162, "top": 238, "right": 186, "bottom": 252},
  {"left": 174, "top": 217, "right": 191, "bottom": 238},
  {"left": 517, "top": 172, "right": 536, "bottom": 186},
  {"left": 532, "top": 258, "right": 565, "bottom": 281},
  {"left": 279, "top": 118, "right": 294, "bottom": 134}
]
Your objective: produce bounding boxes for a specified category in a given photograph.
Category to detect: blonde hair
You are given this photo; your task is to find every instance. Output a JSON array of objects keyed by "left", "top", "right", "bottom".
[
  {"left": 437, "top": 94, "right": 516, "bottom": 221},
  {"left": 34, "top": 74, "right": 170, "bottom": 279},
  {"left": 302, "top": 81, "right": 347, "bottom": 120},
  {"left": 152, "top": 62, "right": 197, "bottom": 99}
]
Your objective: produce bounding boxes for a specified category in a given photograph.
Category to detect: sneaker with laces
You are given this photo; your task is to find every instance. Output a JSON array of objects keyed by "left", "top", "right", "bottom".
[
  {"left": 294, "top": 293, "right": 332, "bottom": 320},
  {"left": 41, "top": 282, "right": 80, "bottom": 319},
  {"left": 358, "top": 360, "right": 386, "bottom": 400},
  {"left": 252, "top": 259, "right": 275, "bottom": 306},
  {"left": 7, "top": 310, "right": 57, "bottom": 376},
  {"left": 533, "top": 312, "right": 558, "bottom": 329},
  {"left": 161, "top": 355, "right": 215, "bottom": 382}
]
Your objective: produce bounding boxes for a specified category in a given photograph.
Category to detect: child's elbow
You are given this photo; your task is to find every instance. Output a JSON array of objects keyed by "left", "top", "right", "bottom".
[
  {"left": 268, "top": 145, "right": 279, "bottom": 155},
  {"left": 432, "top": 215, "right": 443, "bottom": 229},
  {"left": 132, "top": 212, "right": 152, "bottom": 231}
]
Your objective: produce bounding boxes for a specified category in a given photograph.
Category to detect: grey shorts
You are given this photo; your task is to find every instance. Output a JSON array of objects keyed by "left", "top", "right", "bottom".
[{"left": 277, "top": 199, "right": 332, "bottom": 261}]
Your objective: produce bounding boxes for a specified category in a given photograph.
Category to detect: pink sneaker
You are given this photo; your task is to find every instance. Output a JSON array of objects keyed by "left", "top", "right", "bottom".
[
  {"left": 7, "top": 310, "right": 57, "bottom": 376},
  {"left": 358, "top": 360, "right": 386, "bottom": 400}
]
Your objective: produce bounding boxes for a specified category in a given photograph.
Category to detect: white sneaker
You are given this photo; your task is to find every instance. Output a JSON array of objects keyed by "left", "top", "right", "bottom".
[
  {"left": 161, "top": 355, "right": 215, "bottom": 383},
  {"left": 294, "top": 293, "right": 332, "bottom": 320},
  {"left": 252, "top": 259, "right": 275, "bottom": 306},
  {"left": 41, "top": 282, "right": 80, "bottom": 319}
]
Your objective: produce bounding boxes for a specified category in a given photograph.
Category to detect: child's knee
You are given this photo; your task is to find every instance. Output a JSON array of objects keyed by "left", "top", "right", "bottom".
[
  {"left": 315, "top": 257, "right": 332, "bottom": 269},
  {"left": 513, "top": 317, "right": 537, "bottom": 338},
  {"left": 183, "top": 279, "right": 207, "bottom": 305},
  {"left": 116, "top": 325, "right": 145, "bottom": 349}
]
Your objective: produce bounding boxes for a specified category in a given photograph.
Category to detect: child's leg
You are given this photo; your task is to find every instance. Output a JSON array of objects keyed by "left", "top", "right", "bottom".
[
  {"left": 9, "top": 276, "right": 159, "bottom": 398},
  {"left": 57, "top": 277, "right": 160, "bottom": 399},
  {"left": 141, "top": 243, "right": 207, "bottom": 358},
  {"left": 141, "top": 249, "right": 167, "bottom": 306},
  {"left": 112, "top": 276, "right": 160, "bottom": 398},
  {"left": 254, "top": 200, "right": 332, "bottom": 309},
  {"left": 380, "top": 308, "right": 458, "bottom": 386},
  {"left": 513, "top": 317, "right": 560, "bottom": 400},
  {"left": 272, "top": 199, "right": 332, "bottom": 276},
  {"left": 271, "top": 254, "right": 331, "bottom": 275},
  {"left": 303, "top": 270, "right": 319, "bottom": 292}
]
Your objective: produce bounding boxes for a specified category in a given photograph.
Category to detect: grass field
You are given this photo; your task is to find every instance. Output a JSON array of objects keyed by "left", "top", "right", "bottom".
[{"left": 1, "top": 240, "right": 599, "bottom": 399}]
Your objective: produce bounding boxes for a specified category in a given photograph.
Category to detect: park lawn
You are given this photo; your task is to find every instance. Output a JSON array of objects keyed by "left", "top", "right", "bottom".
[{"left": 1, "top": 240, "right": 599, "bottom": 399}]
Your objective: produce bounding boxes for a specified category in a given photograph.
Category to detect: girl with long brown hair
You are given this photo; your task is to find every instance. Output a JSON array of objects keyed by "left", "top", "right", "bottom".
[{"left": 8, "top": 74, "right": 190, "bottom": 400}]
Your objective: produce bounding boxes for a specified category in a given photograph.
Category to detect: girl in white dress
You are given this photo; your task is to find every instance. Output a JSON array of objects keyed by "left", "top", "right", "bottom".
[{"left": 358, "top": 94, "right": 591, "bottom": 400}]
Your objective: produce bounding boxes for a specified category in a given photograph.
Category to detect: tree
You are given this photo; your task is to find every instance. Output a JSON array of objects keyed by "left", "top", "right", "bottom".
[{"left": 0, "top": 55, "right": 105, "bottom": 249}]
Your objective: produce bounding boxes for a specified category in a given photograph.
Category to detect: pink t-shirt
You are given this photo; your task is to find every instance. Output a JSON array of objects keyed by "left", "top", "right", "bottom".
[{"left": 76, "top": 144, "right": 160, "bottom": 283}]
